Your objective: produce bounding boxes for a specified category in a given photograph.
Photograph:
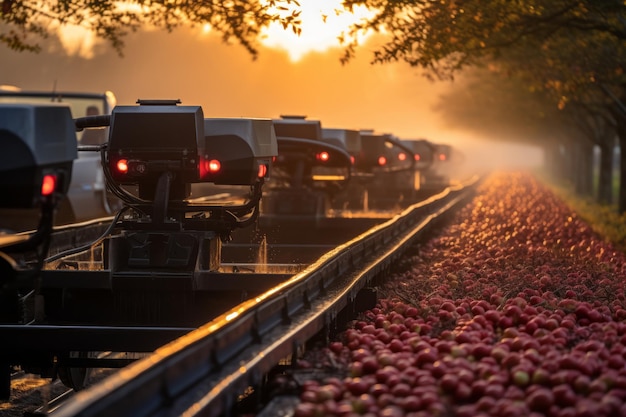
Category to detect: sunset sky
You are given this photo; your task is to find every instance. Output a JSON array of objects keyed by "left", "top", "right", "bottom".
[{"left": 0, "top": 1, "right": 543, "bottom": 172}]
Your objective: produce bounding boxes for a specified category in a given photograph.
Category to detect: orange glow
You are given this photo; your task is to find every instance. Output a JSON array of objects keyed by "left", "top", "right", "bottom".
[
  {"left": 54, "top": 1, "right": 376, "bottom": 61},
  {"left": 41, "top": 174, "right": 57, "bottom": 196},
  {"left": 260, "top": 0, "right": 376, "bottom": 62},
  {"left": 225, "top": 311, "right": 239, "bottom": 321},
  {"left": 312, "top": 174, "right": 346, "bottom": 181},
  {"left": 53, "top": 2, "right": 147, "bottom": 58}
]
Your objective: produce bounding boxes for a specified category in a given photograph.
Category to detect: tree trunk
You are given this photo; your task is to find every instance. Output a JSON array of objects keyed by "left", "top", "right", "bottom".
[
  {"left": 543, "top": 142, "right": 560, "bottom": 179},
  {"left": 598, "top": 142, "right": 614, "bottom": 204},
  {"left": 606, "top": 86, "right": 626, "bottom": 213},
  {"left": 559, "top": 143, "right": 576, "bottom": 187},
  {"left": 574, "top": 141, "right": 593, "bottom": 196},
  {"left": 617, "top": 126, "right": 626, "bottom": 213}
]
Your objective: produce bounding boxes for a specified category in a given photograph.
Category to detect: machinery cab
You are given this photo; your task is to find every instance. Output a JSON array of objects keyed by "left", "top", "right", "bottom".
[
  {"left": 422, "top": 142, "right": 457, "bottom": 191},
  {"left": 100, "top": 100, "right": 278, "bottom": 277},
  {"left": 262, "top": 116, "right": 352, "bottom": 219},
  {"left": 0, "top": 104, "right": 76, "bottom": 209},
  {"left": 106, "top": 101, "right": 206, "bottom": 202},
  {"left": 400, "top": 138, "right": 437, "bottom": 193},
  {"left": 108, "top": 106, "right": 275, "bottom": 195},
  {"left": 0, "top": 87, "right": 118, "bottom": 231},
  {"left": 0, "top": 103, "right": 77, "bottom": 296},
  {"left": 102, "top": 100, "right": 275, "bottom": 231},
  {"left": 356, "top": 131, "right": 413, "bottom": 173},
  {"left": 434, "top": 143, "right": 452, "bottom": 163},
  {"left": 271, "top": 116, "right": 351, "bottom": 190},
  {"left": 202, "top": 118, "right": 275, "bottom": 187},
  {"left": 403, "top": 139, "right": 436, "bottom": 169},
  {"left": 321, "top": 128, "right": 368, "bottom": 211},
  {"left": 355, "top": 131, "right": 416, "bottom": 208},
  {"left": 322, "top": 128, "right": 361, "bottom": 166}
]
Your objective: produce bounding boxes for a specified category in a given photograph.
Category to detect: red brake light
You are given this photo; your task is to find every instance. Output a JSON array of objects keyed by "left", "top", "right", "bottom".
[
  {"left": 414, "top": 154, "right": 421, "bottom": 161},
  {"left": 378, "top": 156, "right": 387, "bottom": 166},
  {"left": 398, "top": 152, "right": 406, "bottom": 161},
  {"left": 41, "top": 174, "right": 57, "bottom": 196},
  {"left": 116, "top": 159, "right": 129, "bottom": 174},
  {"left": 350, "top": 155, "right": 355, "bottom": 165},
  {"left": 438, "top": 153, "right": 447, "bottom": 161},
  {"left": 207, "top": 159, "right": 221, "bottom": 173},
  {"left": 199, "top": 157, "right": 222, "bottom": 178},
  {"left": 316, "top": 151, "right": 330, "bottom": 162},
  {"left": 258, "top": 164, "right": 268, "bottom": 178}
]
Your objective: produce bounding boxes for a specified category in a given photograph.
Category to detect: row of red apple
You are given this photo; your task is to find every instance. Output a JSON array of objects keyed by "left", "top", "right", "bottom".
[{"left": 294, "top": 172, "right": 626, "bottom": 417}]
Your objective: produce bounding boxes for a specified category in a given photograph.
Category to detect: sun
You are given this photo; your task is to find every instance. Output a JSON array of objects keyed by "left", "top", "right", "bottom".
[{"left": 259, "top": 0, "right": 376, "bottom": 62}]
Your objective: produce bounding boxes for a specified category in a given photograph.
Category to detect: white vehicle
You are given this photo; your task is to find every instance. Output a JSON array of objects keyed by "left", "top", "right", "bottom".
[{"left": 0, "top": 86, "right": 121, "bottom": 232}]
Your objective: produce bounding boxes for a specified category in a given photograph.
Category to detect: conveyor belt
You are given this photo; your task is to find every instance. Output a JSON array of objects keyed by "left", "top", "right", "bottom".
[{"left": 50, "top": 177, "right": 479, "bottom": 417}]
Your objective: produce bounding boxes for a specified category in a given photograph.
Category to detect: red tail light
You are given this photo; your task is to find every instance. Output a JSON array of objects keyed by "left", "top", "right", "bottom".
[
  {"left": 316, "top": 151, "right": 330, "bottom": 162},
  {"left": 41, "top": 174, "right": 57, "bottom": 196},
  {"left": 414, "top": 154, "right": 421, "bottom": 161},
  {"left": 258, "top": 164, "right": 268, "bottom": 178},
  {"left": 378, "top": 156, "right": 387, "bottom": 166},
  {"left": 116, "top": 159, "right": 129, "bottom": 174},
  {"left": 207, "top": 160, "right": 221, "bottom": 173},
  {"left": 350, "top": 155, "right": 355, "bottom": 165},
  {"left": 438, "top": 153, "right": 447, "bottom": 161},
  {"left": 398, "top": 152, "right": 406, "bottom": 161},
  {"left": 198, "top": 156, "right": 222, "bottom": 178}
]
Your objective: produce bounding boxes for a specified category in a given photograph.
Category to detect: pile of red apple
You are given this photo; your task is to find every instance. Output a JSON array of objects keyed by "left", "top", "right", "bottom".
[{"left": 294, "top": 172, "right": 626, "bottom": 417}]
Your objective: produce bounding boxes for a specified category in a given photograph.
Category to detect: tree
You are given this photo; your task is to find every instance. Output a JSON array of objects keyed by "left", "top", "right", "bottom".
[
  {"left": 0, "top": 0, "right": 301, "bottom": 57},
  {"left": 341, "top": 0, "right": 626, "bottom": 77},
  {"left": 341, "top": 0, "right": 626, "bottom": 210}
]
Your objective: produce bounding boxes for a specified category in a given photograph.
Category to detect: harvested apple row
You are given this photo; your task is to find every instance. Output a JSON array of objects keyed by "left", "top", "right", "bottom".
[{"left": 295, "top": 172, "right": 626, "bottom": 417}]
